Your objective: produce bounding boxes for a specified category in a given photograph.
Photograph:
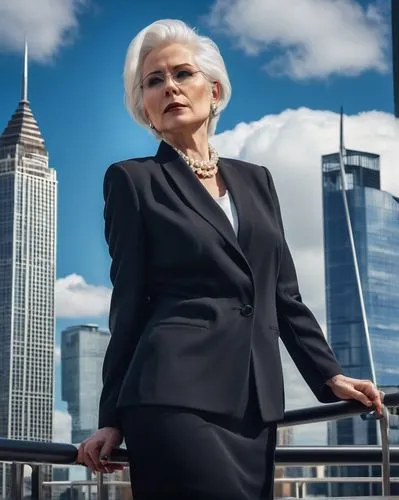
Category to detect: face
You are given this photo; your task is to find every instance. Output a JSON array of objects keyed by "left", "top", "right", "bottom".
[{"left": 141, "top": 43, "right": 220, "bottom": 138}]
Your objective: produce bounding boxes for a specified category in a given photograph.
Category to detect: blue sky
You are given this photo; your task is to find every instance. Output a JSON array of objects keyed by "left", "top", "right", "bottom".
[{"left": 0, "top": 0, "right": 397, "bottom": 442}]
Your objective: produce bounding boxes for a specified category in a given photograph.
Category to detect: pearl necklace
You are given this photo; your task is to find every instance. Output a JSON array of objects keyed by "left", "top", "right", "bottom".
[{"left": 174, "top": 144, "right": 219, "bottom": 178}]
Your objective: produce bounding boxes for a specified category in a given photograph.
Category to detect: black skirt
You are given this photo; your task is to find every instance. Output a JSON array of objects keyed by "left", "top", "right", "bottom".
[{"left": 121, "top": 364, "right": 277, "bottom": 500}]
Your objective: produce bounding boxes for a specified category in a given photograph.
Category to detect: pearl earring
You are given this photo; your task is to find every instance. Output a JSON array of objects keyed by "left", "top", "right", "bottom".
[
  {"left": 149, "top": 122, "right": 154, "bottom": 129},
  {"left": 210, "top": 102, "right": 218, "bottom": 117}
]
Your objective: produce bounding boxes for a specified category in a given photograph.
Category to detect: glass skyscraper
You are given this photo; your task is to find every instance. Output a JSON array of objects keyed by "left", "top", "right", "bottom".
[
  {"left": 0, "top": 44, "right": 57, "bottom": 497},
  {"left": 61, "top": 324, "right": 125, "bottom": 499},
  {"left": 61, "top": 324, "right": 110, "bottom": 444},
  {"left": 323, "top": 147, "right": 399, "bottom": 495}
]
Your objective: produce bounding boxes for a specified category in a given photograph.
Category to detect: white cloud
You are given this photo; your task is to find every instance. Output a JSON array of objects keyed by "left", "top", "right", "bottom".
[
  {"left": 0, "top": 0, "right": 90, "bottom": 62},
  {"left": 213, "top": 109, "right": 399, "bottom": 257},
  {"left": 280, "top": 344, "right": 328, "bottom": 445},
  {"left": 56, "top": 273, "right": 111, "bottom": 318},
  {"left": 213, "top": 108, "right": 399, "bottom": 443},
  {"left": 53, "top": 410, "right": 72, "bottom": 443},
  {"left": 207, "top": 0, "right": 389, "bottom": 79}
]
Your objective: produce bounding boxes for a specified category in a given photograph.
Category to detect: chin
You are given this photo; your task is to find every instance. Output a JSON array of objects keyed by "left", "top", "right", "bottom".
[{"left": 161, "top": 116, "right": 206, "bottom": 134}]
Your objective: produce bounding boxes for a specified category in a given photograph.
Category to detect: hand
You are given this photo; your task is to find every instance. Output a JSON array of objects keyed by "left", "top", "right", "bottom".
[
  {"left": 76, "top": 427, "right": 125, "bottom": 474},
  {"left": 326, "top": 374, "right": 383, "bottom": 415}
]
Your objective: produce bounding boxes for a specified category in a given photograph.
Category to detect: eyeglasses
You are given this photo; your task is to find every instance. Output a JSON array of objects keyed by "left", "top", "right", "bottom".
[{"left": 139, "top": 68, "right": 206, "bottom": 91}]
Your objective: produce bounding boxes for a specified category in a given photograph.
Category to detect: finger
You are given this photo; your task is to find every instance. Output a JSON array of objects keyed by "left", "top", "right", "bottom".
[
  {"left": 377, "top": 391, "right": 385, "bottom": 412},
  {"left": 371, "top": 393, "right": 383, "bottom": 414},
  {"left": 99, "top": 438, "right": 117, "bottom": 463},
  {"left": 354, "top": 379, "right": 377, "bottom": 394},
  {"left": 82, "top": 451, "right": 97, "bottom": 474},
  {"left": 76, "top": 443, "right": 85, "bottom": 464},
  {"left": 349, "top": 388, "right": 374, "bottom": 408},
  {"left": 102, "top": 463, "right": 125, "bottom": 473},
  {"left": 360, "top": 382, "right": 380, "bottom": 400},
  {"left": 76, "top": 443, "right": 90, "bottom": 466},
  {"left": 355, "top": 382, "right": 383, "bottom": 411},
  {"left": 85, "top": 443, "right": 104, "bottom": 472}
]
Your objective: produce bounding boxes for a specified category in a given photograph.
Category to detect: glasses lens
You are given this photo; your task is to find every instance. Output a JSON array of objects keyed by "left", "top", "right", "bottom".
[
  {"left": 173, "top": 69, "right": 196, "bottom": 84},
  {"left": 141, "top": 69, "right": 201, "bottom": 90},
  {"left": 144, "top": 75, "right": 164, "bottom": 89}
]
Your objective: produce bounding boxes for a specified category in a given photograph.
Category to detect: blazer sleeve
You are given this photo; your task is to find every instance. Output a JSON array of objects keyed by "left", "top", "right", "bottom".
[
  {"left": 98, "top": 163, "right": 147, "bottom": 430},
  {"left": 263, "top": 167, "right": 343, "bottom": 403}
]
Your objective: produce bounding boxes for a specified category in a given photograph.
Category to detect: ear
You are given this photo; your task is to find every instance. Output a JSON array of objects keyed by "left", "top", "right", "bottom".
[{"left": 211, "top": 81, "right": 221, "bottom": 103}]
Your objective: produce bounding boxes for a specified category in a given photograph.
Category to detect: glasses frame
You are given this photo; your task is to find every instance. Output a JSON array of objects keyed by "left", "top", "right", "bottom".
[{"left": 138, "top": 68, "right": 208, "bottom": 91}]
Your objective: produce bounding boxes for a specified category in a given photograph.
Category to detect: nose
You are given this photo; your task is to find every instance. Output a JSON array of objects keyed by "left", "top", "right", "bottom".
[{"left": 163, "top": 74, "right": 180, "bottom": 95}]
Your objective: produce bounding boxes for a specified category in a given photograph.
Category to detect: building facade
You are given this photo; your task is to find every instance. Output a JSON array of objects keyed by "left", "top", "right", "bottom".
[
  {"left": 61, "top": 324, "right": 110, "bottom": 444},
  {"left": 61, "top": 324, "right": 122, "bottom": 499},
  {"left": 322, "top": 148, "right": 399, "bottom": 495},
  {"left": 0, "top": 44, "right": 57, "bottom": 497}
]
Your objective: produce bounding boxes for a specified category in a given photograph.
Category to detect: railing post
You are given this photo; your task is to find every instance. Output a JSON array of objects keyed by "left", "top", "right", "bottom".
[
  {"left": 31, "top": 464, "right": 43, "bottom": 500},
  {"left": 294, "top": 480, "right": 305, "bottom": 499},
  {"left": 298, "top": 481, "right": 305, "bottom": 498},
  {"left": 10, "top": 462, "right": 24, "bottom": 500},
  {"left": 380, "top": 405, "right": 391, "bottom": 496},
  {"left": 294, "top": 481, "right": 299, "bottom": 499},
  {"left": 97, "top": 471, "right": 105, "bottom": 500}
]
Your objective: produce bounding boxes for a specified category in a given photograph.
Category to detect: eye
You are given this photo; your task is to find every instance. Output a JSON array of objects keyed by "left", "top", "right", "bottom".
[
  {"left": 146, "top": 75, "right": 164, "bottom": 88},
  {"left": 174, "top": 69, "right": 194, "bottom": 81}
]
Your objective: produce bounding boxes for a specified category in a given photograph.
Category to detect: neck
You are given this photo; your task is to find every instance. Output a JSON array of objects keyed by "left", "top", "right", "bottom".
[{"left": 163, "top": 125, "right": 210, "bottom": 161}]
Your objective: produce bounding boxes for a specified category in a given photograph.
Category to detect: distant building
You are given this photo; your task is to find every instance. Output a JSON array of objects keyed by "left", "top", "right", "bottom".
[
  {"left": 52, "top": 466, "right": 69, "bottom": 481},
  {"left": 274, "top": 427, "right": 293, "bottom": 497},
  {"left": 61, "top": 324, "right": 110, "bottom": 444},
  {"left": 51, "top": 466, "right": 69, "bottom": 500},
  {"left": 62, "top": 324, "right": 124, "bottom": 499},
  {"left": 0, "top": 43, "right": 56, "bottom": 498},
  {"left": 277, "top": 427, "right": 293, "bottom": 446},
  {"left": 322, "top": 121, "right": 399, "bottom": 495}
]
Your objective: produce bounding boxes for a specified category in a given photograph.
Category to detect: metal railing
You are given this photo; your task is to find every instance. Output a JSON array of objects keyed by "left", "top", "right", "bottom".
[{"left": 0, "top": 391, "right": 398, "bottom": 499}]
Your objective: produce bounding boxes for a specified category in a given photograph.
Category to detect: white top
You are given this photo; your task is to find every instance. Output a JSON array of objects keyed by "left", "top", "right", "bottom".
[{"left": 214, "top": 190, "right": 239, "bottom": 237}]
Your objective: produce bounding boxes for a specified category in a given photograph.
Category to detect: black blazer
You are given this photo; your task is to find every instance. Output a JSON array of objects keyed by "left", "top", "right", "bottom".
[{"left": 98, "top": 140, "right": 342, "bottom": 430}]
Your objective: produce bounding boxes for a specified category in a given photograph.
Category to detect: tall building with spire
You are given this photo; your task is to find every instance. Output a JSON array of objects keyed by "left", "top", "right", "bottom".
[
  {"left": 323, "top": 111, "right": 399, "bottom": 496},
  {"left": 0, "top": 42, "right": 57, "bottom": 497}
]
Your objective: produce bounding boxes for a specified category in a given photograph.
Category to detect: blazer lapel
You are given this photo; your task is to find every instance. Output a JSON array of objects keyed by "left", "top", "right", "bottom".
[
  {"left": 156, "top": 141, "right": 249, "bottom": 268},
  {"left": 217, "top": 158, "right": 253, "bottom": 259}
]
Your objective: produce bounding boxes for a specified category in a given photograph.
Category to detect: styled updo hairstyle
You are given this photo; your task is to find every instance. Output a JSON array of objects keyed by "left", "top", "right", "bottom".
[{"left": 123, "top": 19, "right": 232, "bottom": 139}]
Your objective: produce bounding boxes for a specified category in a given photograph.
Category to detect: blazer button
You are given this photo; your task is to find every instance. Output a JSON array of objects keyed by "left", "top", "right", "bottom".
[{"left": 240, "top": 304, "right": 254, "bottom": 317}]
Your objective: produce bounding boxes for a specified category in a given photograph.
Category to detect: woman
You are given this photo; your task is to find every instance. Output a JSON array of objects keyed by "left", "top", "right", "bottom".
[{"left": 77, "top": 19, "right": 382, "bottom": 500}]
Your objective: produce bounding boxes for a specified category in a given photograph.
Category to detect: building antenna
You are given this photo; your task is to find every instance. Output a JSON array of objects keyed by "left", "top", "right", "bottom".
[
  {"left": 339, "top": 106, "right": 345, "bottom": 156},
  {"left": 22, "top": 38, "right": 28, "bottom": 103},
  {"left": 337, "top": 108, "right": 376, "bottom": 384}
]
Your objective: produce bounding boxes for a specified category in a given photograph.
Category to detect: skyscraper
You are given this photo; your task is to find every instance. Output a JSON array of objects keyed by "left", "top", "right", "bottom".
[
  {"left": 0, "top": 43, "right": 57, "bottom": 496},
  {"left": 61, "top": 324, "right": 123, "bottom": 499},
  {"left": 322, "top": 115, "right": 399, "bottom": 496},
  {"left": 61, "top": 324, "right": 110, "bottom": 444}
]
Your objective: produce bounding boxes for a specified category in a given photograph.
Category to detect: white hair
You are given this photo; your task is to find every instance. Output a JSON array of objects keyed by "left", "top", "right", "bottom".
[{"left": 123, "top": 19, "right": 232, "bottom": 139}]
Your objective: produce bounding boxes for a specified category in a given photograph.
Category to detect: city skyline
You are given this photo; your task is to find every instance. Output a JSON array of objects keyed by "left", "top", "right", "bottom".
[{"left": 0, "top": 0, "right": 398, "bottom": 446}]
